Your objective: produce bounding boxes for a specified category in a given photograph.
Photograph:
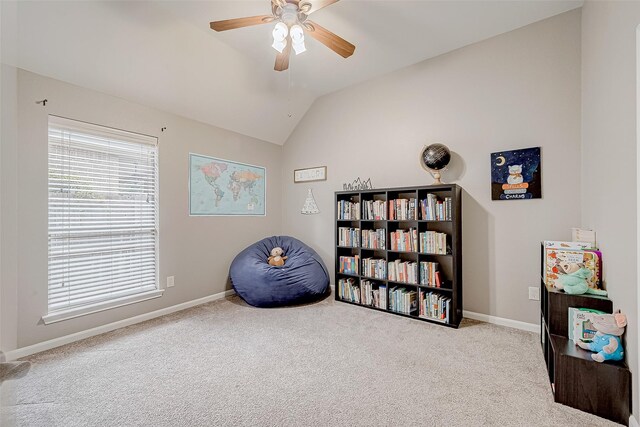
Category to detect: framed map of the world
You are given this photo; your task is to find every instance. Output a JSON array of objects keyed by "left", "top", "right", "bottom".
[{"left": 189, "top": 153, "right": 266, "bottom": 216}]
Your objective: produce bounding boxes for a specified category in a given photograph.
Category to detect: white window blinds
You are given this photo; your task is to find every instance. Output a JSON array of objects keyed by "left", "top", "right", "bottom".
[{"left": 47, "top": 116, "right": 159, "bottom": 316}]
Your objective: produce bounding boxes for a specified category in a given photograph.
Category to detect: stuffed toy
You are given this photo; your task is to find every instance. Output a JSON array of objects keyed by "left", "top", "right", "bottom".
[
  {"left": 576, "top": 312, "right": 626, "bottom": 362},
  {"left": 554, "top": 265, "right": 607, "bottom": 296},
  {"left": 267, "top": 247, "right": 288, "bottom": 267}
]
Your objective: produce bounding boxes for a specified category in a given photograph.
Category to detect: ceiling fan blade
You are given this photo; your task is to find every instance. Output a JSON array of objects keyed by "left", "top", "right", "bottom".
[
  {"left": 305, "top": 21, "right": 355, "bottom": 58},
  {"left": 210, "top": 15, "right": 273, "bottom": 32},
  {"left": 274, "top": 41, "right": 292, "bottom": 72},
  {"left": 300, "top": 0, "right": 339, "bottom": 15}
]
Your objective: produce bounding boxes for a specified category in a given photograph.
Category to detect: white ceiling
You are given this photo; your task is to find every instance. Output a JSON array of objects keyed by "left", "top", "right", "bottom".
[{"left": 3, "top": 0, "right": 582, "bottom": 144}]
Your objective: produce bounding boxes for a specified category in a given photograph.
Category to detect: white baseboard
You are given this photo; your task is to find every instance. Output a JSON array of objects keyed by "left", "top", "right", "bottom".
[
  {"left": 630, "top": 414, "right": 639, "bottom": 427},
  {"left": 5, "top": 289, "right": 236, "bottom": 361},
  {"left": 463, "top": 310, "right": 540, "bottom": 333}
]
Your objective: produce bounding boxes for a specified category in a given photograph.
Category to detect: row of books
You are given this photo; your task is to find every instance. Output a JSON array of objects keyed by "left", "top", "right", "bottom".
[
  {"left": 419, "top": 231, "right": 448, "bottom": 255},
  {"left": 421, "top": 195, "right": 452, "bottom": 221},
  {"left": 338, "top": 227, "right": 360, "bottom": 247},
  {"left": 338, "top": 255, "right": 359, "bottom": 275},
  {"left": 420, "top": 261, "right": 442, "bottom": 288},
  {"left": 361, "top": 228, "right": 386, "bottom": 249},
  {"left": 389, "top": 228, "right": 418, "bottom": 252},
  {"left": 388, "top": 198, "right": 417, "bottom": 220},
  {"left": 340, "top": 258, "right": 446, "bottom": 286},
  {"left": 388, "top": 260, "right": 418, "bottom": 284},
  {"left": 419, "top": 291, "right": 451, "bottom": 322},
  {"left": 337, "top": 200, "right": 360, "bottom": 220},
  {"left": 338, "top": 196, "right": 453, "bottom": 221},
  {"left": 361, "top": 279, "right": 387, "bottom": 309},
  {"left": 362, "top": 257, "right": 386, "bottom": 279},
  {"left": 389, "top": 287, "right": 418, "bottom": 315},
  {"left": 338, "top": 278, "right": 450, "bottom": 323},
  {"left": 337, "top": 278, "right": 359, "bottom": 303},
  {"left": 362, "top": 200, "right": 386, "bottom": 220}
]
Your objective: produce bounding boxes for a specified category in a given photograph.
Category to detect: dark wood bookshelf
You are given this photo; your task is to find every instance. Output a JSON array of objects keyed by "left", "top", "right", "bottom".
[
  {"left": 540, "top": 243, "right": 630, "bottom": 425},
  {"left": 335, "top": 184, "right": 462, "bottom": 328}
]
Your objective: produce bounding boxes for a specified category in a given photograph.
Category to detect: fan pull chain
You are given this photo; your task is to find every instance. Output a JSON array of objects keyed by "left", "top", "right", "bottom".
[{"left": 287, "top": 64, "right": 292, "bottom": 118}]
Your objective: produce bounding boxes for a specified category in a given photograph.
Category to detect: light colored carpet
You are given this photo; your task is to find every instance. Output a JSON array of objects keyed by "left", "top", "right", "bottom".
[{"left": 1, "top": 295, "right": 618, "bottom": 426}]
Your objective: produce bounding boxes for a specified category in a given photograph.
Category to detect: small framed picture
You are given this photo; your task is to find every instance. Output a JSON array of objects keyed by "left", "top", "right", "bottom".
[
  {"left": 294, "top": 166, "right": 327, "bottom": 183},
  {"left": 490, "top": 147, "right": 541, "bottom": 201}
]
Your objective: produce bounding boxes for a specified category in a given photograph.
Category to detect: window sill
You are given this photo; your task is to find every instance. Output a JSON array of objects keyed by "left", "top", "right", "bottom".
[{"left": 42, "top": 289, "right": 164, "bottom": 325}]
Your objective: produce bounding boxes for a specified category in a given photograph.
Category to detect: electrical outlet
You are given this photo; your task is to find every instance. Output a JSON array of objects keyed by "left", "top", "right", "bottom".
[
  {"left": 528, "top": 286, "right": 539, "bottom": 301},
  {"left": 167, "top": 276, "right": 175, "bottom": 288}
]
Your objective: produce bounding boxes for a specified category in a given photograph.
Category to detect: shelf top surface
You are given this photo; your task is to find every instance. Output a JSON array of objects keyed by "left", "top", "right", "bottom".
[
  {"left": 543, "top": 281, "right": 611, "bottom": 302},
  {"left": 336, "top": 183, "right": 459, "bottom": 195},
  {"left": 550, "top": 334, "right": 629, "bottom": 369}
]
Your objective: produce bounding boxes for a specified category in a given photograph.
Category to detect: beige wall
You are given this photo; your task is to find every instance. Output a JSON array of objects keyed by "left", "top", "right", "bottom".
[
  {"left": 581, "top": 0, "right": 640, "bottom": 419},
  {"left": 8, "top": 70, "right": 282, "bottom": 349},
  {"left": 1, "top": 0, "right": 19, "bottom": 354},
  {"left": 0, "top": 65, "right": 18, "bottom": 353},
  {"left": 282, "top": 10, "right": 582, "bottom": 325}
]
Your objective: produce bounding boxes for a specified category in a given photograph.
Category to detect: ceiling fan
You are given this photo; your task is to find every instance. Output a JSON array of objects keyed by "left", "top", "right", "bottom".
[{"left": 210, "top": 0, "right": 355, "bottom": 72}]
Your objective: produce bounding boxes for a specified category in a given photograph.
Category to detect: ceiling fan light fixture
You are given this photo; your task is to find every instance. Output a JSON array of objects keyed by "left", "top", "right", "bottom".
[
  {"left": 272, "top": 21, "right": 289, "bottom": 53},
  {"left": 290, "top": 24, "right": 306, "bottom": 55},
  {"left": 272, "top": 38, "right": 288, "bottom": 53},
  {"left": 272, "top": 21, "right": 288, "bottom": 41},
  {"left": 292, "top": 42, "right": 306, "bottom": 55}
]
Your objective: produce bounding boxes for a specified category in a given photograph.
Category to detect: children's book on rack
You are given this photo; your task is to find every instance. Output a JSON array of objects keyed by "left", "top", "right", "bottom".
[
  {"left": 388, "top": 198, "right": 417, "bottom": 220},
  {"left": 339, "top": 255, "right": 359, "bottom": 275},
  {"left": 419, "top": 291, "right": 451, "bottom": 322},
  {"left": 389, "top": 228, "right": 418, "bottom": 252},
  {"left": 388, "top": 260, "right": 418, "bottom": 284},
  {"left": 361, "top": 229, "right": 386, "bottom": 249},
  {"left": 542, "top": 240, "right": 601, "bottom": 289},
  {"left": 337, "top": 200, "right": 360, "bottom": 220},
  {"left": 420, "top": 194, "right": 452, "bottom": 221},
  {"left": 389, "top": 287, "right": 418, "bottom": 315},
  {"left": 362, "top": 200, "right": 386, "bottom": 220},
  {"left": 568, "top": 307, "right": 605, "bottom": 342},
  {"left": 338, "top": 227, "right": 360, "bottom": 247}
]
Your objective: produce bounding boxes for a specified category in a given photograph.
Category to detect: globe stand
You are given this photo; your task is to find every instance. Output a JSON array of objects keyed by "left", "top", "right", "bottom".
[{"left": 429, "top": 168, "right": 444, "bottom": 185}]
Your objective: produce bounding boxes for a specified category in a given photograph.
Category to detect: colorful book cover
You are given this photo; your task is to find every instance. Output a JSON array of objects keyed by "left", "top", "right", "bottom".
[
  {"left": 545, "top": 248, "right": 601, "bottom": 289},
  {"left": 568, "top": 307, "right": 605, "bottom": 342}
]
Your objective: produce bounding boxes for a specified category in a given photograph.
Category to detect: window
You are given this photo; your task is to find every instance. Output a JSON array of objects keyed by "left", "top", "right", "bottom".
[{"left": 45, "top": 116, "right": 161, "bottom": 324}]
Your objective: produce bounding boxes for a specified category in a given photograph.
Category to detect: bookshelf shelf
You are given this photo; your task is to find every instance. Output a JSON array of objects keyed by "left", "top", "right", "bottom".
[
  {"left": 335, "top": 184, "right": 462, "bottom": 328},
  {"left": 419, "top": 285, "right": 453, "bottom": 292},
  {"left": 387, "top": 280, "right": 418, "bottom": 286}
]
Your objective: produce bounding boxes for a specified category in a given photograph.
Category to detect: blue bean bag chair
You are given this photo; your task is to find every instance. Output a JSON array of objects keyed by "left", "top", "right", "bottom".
[{"left": 230, "top": 236, "right": 330, "bottom": 307}]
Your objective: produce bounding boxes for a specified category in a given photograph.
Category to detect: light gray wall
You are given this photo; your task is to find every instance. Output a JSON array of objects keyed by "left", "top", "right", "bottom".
[
  {"left": 0, "top": 0, "right": 19, "bottom": 355},
  {"left": 581, "top": 0, "right": 640, "bottom": 419},
  {"left": 0, "top": 65, "right": 18, "bottom": 353},
  {"left": 282, "top": 10, "right": 582, "bottom": 325},
  {"left": 9, "top": 69, "right": 282, "bottom": 349}
]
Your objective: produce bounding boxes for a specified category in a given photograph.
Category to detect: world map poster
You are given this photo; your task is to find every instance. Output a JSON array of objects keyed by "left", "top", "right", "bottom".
[{"left": 189, "top": 153, "right": 266, "bottom": 216}]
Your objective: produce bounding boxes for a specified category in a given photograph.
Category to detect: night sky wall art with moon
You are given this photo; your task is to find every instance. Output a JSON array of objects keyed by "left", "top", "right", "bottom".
[{"left": 490, "top": 147, "right": 541, "bottom": 201}]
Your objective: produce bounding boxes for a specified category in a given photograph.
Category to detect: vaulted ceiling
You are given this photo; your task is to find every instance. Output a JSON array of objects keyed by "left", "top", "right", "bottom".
[{"left": 3, "top": 1, "right": 582, "bottom": 144}]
